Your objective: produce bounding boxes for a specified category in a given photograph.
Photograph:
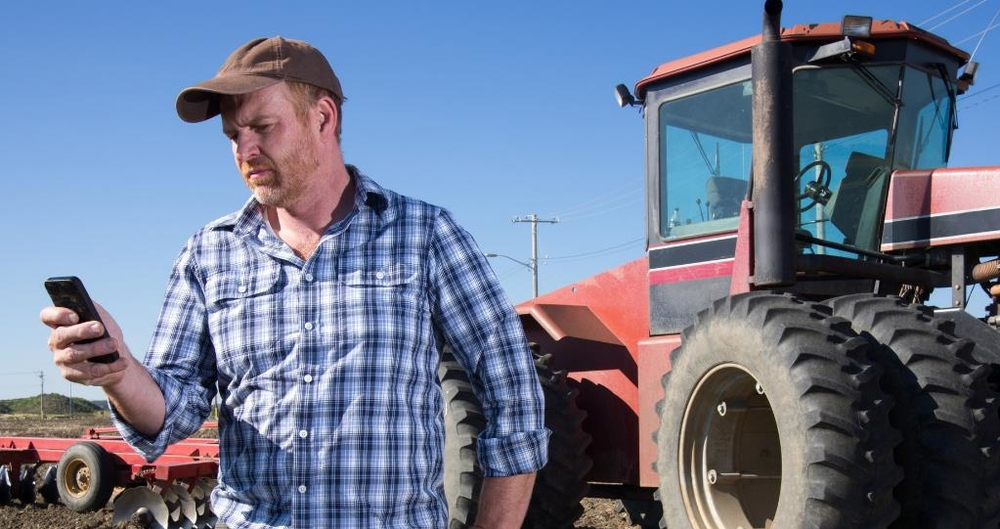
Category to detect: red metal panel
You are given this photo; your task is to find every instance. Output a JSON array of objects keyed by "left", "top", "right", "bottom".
[
  {"left": 516, "top": 258, "right": 650, "bottom": 484},
  {"left": 516, "top": 257, "right": 650, "bottom": 358},
  {"left": 637, "top": 334, "right": 681, "bottom": 487},
  {"left": 649, "top": 260, "right": 734, "bottom": 284},
  {"left": 135, "top": 460, "right": 219, "bottom": 482},
  {"left": 648, "top": 233, "right": 738, "bottom": 285},
  {"left": 882, "top": 167, "right": 1000, "bottom": 251},
  {"left": 730, "top": 200, "right": 754, "bottom": 294},
  {"left": 885, "top": 167, "right": 1000, "bottom": 220}
]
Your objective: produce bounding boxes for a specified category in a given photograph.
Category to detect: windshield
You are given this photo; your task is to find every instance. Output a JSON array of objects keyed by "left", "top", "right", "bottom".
[{"left": 656, "top": 64, "right": 955, "bottom": 253}]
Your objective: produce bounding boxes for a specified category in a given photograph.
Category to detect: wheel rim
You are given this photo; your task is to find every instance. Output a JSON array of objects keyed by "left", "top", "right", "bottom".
[
  {"left": 679, "top": 363, "right": 781, "bottom": 528},
  {"left": 62, "top": 458, "right": 91, "bottom": 499}
]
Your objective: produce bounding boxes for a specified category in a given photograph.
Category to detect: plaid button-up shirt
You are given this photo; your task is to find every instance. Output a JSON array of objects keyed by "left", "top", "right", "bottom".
[{"left": 113, "top": 167, "right": 549, "bottom": 529}]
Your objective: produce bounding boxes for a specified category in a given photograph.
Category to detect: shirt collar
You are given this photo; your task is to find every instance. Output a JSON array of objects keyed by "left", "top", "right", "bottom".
[{"left": 212, "top": 164, "right": 391, "bottom": 239}]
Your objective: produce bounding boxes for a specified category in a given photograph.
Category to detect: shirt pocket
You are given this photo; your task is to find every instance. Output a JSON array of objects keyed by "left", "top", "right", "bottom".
[
  {"left": 337, "top": 263, "right": 427, "bottom": 349},
  {"left": 204, "top": 265, "right": 283, "bottom": 310},
  {"left": 203, "top": 265, "right": 285, "bottom": 379}
]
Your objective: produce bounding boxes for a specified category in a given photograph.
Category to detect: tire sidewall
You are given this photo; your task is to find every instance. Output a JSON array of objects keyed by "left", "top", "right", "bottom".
[
  {"left": 56, "top": 441, "right": 113, "bottom": 512},
  {"left": 657, "top": 316, "right": 809, "bottom": 528}
]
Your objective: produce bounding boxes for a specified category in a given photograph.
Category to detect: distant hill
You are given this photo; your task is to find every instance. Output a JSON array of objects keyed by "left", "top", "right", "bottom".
[{"left": 0, "top": 393, "right": 106, "bottom": 415}]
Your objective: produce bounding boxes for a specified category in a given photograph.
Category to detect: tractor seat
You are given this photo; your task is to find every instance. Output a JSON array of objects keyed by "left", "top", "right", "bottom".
[{"left": 706, "top": 176, "right": 747, "bottom": 220}]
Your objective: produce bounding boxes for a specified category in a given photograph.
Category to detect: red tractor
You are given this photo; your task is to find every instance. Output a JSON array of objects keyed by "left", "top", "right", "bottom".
[{"left": 444, "top": 1, "right": 1000, "bottom": 528}]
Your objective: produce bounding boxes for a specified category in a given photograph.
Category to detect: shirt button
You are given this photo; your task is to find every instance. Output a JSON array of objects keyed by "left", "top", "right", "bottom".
[
  {"left": 303, "top": 374, "right": 313, "bottom": 383},
  {"left": 237, "top": 285, "right": 248, "bottom": 293},
  {"left": 375, "top": 270, "right": 385, "bottom": 280},
  {"left": 298, "top": 485, "right": 307, "bottom": 494},
  {"left": 299, "top": 429, "right": 309, "bottom": 438},
  {"left": 304, "top": 322, "right": 314, "bottom": 331},
  {"left": 304, "top": 273, "right": 314, "bottom": 282}
]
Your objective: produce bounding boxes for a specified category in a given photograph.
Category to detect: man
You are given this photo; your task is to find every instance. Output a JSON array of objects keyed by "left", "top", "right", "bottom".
[{"left": 41, "top": 36, "right": 548, "bottom": 529}]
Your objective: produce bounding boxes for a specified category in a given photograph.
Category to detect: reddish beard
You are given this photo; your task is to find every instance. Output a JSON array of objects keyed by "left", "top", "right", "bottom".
[
  {"left": 241, "top": 157, "right": 278, "bottom": 186},
  {"left": 240, "top": 155, "right": 286, "bottom": 206},
  {"left": 239, "top": 138, "right": 319, "bottom": 208}
]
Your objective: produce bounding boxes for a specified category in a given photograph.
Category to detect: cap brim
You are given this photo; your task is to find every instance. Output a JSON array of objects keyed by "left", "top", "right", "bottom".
[{"left": 175, "top": 74, "right": 283, "bottom": 123}]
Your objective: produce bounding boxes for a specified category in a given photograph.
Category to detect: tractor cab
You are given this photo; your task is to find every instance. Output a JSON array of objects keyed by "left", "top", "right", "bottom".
[{"left": 631, "top": 18, "right": 974, "bottom": 333}]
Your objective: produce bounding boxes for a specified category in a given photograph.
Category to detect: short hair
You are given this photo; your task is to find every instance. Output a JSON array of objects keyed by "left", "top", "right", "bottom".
[{"left": 286, "top": 81, "right": 343, "bottom": 141}]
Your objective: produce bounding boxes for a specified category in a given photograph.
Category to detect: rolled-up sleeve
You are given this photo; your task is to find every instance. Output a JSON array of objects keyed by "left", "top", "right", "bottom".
[
  {"left": 111, "top": 239, "right": 217, "bottom": 462},
  {"left": 428, "top": 210, "right": 550, "bottom": 477}
]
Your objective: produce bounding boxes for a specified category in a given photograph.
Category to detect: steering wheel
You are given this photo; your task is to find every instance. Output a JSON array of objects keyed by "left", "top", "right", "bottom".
[{"left": 795, "top": 160, "right": 832, "bottom": 212}]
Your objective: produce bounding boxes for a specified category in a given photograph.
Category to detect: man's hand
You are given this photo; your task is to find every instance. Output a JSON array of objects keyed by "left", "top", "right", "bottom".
[{"left": 41, "top": 302, "right": 130, "bottom": 387}]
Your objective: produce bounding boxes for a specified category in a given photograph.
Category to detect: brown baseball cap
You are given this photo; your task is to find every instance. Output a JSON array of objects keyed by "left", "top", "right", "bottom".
[{"left": 176, "top": 36, "right": 344, "bottom": 123}]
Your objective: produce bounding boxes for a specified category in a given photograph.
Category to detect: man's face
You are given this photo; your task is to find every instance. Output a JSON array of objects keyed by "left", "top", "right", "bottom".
[{"left": 220, "top": 83, "right": 320, "bottom": 208}]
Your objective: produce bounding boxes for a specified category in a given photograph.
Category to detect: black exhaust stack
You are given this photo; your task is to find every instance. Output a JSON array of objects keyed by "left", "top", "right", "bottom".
[{"left": 751, "top": 0, "right": 796, "bottom": 286}]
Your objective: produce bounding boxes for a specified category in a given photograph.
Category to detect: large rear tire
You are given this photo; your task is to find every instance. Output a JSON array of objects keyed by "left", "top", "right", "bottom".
[
  {"left": 440, "top": 346, "right": 592, "bottom": 529},
  {"left": 655, "top": 292, "right": 900, "bottom": 529},
  {"left": 934, "top": 307, "right": 1000, "bottom": 527},
  {"left": 441, "top": 352, "right": 486, "bottom": 529},
  {"left": 827, "top": 294, "right": 1000, "bottom": 528}
]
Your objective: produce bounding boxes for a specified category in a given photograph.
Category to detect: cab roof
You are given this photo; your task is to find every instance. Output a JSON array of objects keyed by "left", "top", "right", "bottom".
[{"left": 635, "top": 20, "right": 970, "bottom": 99}]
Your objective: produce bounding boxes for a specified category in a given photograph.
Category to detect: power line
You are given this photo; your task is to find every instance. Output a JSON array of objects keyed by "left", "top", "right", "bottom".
[
  {"left": 920, "top": 0, "right": 980, "bottom": 26},
  {"left": 961, "top": 93, "right": 1000, "bottom": 109},
  {"left": 548, "top": 178, "right": 643, "bottom": 220},
  {"left": 970, "top": 3, "right": 1000, "bottom": 60},
  {"left": 493, "top": 263, "right": 531, "bottom": 284},
  {"left": 557, "top": 194, "right": 644, "bottom": 222},
  {"left": 556, "top": 190, "right": 643, "bottom": 221},
  {"left": 958, "top": 80, "right": 1000, "bottom": 110},
  {"left": 544, "top": 236, "right": 646, "bottom": 263},
  {"left": 954, "top": 20, "right": 1000, "bottom": 45},
  {"left": 960, "top": 80, "right": 1000, "bottom": 100},
  {"left": 925, "top": 0, "right": 988, "bottom": 30}
]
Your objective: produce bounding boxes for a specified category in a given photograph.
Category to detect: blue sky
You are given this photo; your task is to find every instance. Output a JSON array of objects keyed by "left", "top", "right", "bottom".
[{"left": 4, "top": 0, "right": 1000, "bottom": 401}]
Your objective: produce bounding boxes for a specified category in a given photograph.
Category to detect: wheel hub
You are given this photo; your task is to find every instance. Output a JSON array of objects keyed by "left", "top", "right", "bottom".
[
  {"left": 64, "top": 460, "right": 91, "bottom": 498},
  {"left": 679, "top": 363, "right": 780, "bottom": 528}
]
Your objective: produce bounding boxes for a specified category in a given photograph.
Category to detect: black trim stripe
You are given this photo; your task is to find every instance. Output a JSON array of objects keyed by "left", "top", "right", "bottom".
[
  {"left": 649, "top": 237, "right": 738, "bottom": 270},
  {"left": 883, "top": 208, "right": 1000, "bottom": 246}
]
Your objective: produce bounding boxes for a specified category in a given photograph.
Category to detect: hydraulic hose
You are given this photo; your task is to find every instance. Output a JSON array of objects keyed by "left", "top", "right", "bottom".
[{"left": 972, "top": 259, "right": 1000, "bottom": 283}]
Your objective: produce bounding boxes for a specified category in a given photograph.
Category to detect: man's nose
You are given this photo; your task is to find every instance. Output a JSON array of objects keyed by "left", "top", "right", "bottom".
[{"left": 233, "top": 134, "right": 261, "bottom": 162}]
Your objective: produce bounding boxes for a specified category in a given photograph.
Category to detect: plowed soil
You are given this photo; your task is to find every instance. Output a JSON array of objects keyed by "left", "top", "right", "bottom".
[{"left": 0, "top": 416, "right": 640, "bottom": 528}]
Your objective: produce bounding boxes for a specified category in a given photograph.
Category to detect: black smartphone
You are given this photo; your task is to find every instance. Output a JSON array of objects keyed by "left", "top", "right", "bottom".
[{"left": 44, "top": 276, "right": 120, "bottom": 363}]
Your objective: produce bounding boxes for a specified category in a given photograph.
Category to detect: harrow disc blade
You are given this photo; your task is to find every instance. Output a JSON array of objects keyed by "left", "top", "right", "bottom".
[
  {"left": 40, "top": 466, "right": 59, "bottom": 504},
  {"left": 18, "top": 465, "right": 36, "bottom": 505},
  {"left": 193, "top": 478, "right": 217, "bottom": 528},
  {"left": 166, "top": 483, "right": 197, "bottom": 529},
  {"left": 0, "top": 466, "right": 11, "bottom": 505},
  {"left": 113, "top": 486, "right": 169, "bottom": 529}
]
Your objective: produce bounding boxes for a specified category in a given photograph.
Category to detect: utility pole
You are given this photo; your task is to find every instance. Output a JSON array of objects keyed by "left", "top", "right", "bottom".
[
  {"left": 0, "top": 371, "right": 49, "bottom": 418},
  {"left": 512, "top": 214, "right": 559, "bottom": 297},
  {"left": 37, "top": 371, "right": 44, "bottom": 419}
]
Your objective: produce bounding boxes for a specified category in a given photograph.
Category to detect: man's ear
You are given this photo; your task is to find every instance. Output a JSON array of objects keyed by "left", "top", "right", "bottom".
[{"left": 316, "top": 96, "right": 338, "bottom": 135}]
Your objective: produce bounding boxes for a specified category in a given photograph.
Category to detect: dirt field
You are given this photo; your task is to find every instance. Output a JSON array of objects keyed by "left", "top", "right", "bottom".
[{"left": 0, "top": 415, "right": 641, "bottom": 529}]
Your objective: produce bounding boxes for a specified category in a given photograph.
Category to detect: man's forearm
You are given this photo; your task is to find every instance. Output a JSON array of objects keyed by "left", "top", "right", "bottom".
[
  {"left": 105, "top": 361, "right": 166, "bottom": 436},
  {"left": 472, "top": 472, "right": 536, "bottom": 529}
]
